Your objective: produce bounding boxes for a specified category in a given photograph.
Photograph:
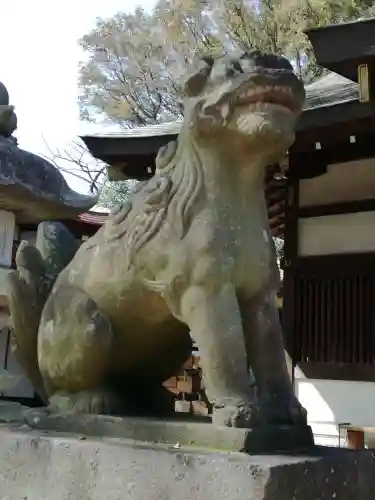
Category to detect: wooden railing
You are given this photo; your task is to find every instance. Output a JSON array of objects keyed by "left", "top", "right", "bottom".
[
  {"left": 293, "top": 273, "right": 375, "bottom": 364},
  {"left": 284, "top": 255, "right": 375, "bottom": 378}
]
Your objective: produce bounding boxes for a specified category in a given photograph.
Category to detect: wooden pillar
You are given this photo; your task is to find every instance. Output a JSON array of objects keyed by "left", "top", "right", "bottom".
[
  {"left": 358, "top": 64, "right": 370, "bottom": 103},
  {"left": 347, "top": 429, "right": 365, "bottom": 449}
]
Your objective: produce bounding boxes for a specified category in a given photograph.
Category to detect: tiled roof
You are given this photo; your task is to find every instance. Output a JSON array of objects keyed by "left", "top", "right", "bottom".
[
  {"left": 304, "top": 72, "right": 358, "bottom": 109},
  {"left": 82, "top": 121, "right": 181, "bottom": 139},
  {"left": 81, "top": 73, "right": 358, "bottom": 140},
  {"left": 78, "top": 72, "right": 360, "bottom": 238}
]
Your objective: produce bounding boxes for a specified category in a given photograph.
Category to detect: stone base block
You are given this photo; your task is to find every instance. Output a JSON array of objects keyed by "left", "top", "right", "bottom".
[
  {"left": 23, "top": 408, "right": 314, "bottom": 454},
  {"left": 0, "top": 424, "right": 374, "bottom": 499}
]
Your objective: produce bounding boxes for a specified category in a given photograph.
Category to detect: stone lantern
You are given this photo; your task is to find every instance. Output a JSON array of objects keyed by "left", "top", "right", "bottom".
[
  {"left": 0, "top": 82, "right": 97, "bottom": 394},
  {"left": 0, "top": 81, "right": 97, "bottom": 305}
]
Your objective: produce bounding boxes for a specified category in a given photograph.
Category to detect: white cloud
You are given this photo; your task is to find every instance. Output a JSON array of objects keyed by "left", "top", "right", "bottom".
[{"left": 0, "top": 0, "right": 156, "bottom": 193}]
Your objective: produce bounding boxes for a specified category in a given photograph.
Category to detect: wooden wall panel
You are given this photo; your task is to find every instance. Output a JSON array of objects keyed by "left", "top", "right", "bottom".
[{"left": 286, "top": 256, "right": 375, "bottom": 379}]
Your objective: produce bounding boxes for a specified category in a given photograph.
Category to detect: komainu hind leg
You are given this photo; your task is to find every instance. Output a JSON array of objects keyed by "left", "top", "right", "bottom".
[
  {"left": 38, "top": 283, "right": 121, "bottom": 415},
  {"left": 36, "top": 282, "right": 175, "bottom": 417},
  {"left": 48, "top": 389, "right": 124, "bottom": 415}
]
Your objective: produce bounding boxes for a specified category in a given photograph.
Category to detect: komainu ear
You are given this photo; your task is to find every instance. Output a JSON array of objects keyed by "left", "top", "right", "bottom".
[{"left": 183, "top": 55, "right": 214, "bottom": 97}]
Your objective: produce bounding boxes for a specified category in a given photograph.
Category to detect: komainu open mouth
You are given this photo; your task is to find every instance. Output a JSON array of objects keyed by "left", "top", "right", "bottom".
[{"left": 236, "top": 85, "right": 300, "bottom": 113}]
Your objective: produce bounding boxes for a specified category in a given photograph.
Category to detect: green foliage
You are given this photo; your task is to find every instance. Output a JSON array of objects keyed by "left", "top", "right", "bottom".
[
  {"left": 98, "top": 179, "right": 140, "bottom": 208},
  {"left": 78, "top": 0, "right": 374, "bottom": 127},
  {"left": 76, "top": 0, "right": 374, "bottom": 207},
  {"left": 274, "top": 237, "right": 284, "bottom": 262}
]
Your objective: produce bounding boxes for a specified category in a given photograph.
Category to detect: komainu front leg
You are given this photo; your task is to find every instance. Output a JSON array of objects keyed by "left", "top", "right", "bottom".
[
  {"left": 240, "top": 290, "right": 307, "bottom": 427},
  {"left": 38, "top": 284, "right": 119, "bottom": 415},
  {"left": 180, "top": 283, "right": 255, "bottom": 428}
]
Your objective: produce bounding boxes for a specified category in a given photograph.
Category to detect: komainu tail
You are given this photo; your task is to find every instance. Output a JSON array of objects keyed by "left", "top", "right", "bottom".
[{"left": 6, "top": 222, "right": 79, "bottom": 401}]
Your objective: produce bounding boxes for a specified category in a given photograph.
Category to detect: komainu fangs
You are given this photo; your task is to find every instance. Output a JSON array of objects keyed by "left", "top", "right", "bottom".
[{"left": 7, "top": 50, "right": 307, "bottom": 429}]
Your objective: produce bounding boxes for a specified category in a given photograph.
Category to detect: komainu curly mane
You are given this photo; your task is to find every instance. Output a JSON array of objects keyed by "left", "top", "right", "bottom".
[{"left": 103, "top": 134, "right": 204, "bottom": 270}]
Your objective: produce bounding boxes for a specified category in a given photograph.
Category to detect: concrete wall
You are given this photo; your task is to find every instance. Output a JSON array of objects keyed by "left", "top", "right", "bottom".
[{"left": 294, "top": 373, "right": 375, "bottom": 447}]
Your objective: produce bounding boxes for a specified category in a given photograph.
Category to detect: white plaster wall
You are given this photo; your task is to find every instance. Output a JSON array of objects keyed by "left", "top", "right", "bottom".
[
  {"left": 294, "top": 376, "right": 375, "bottom": 447},
  {"left": 299, "top": 159, "right": 375, "bottom": 207},
  {"left": 298, "top": 211, "right": 375, "bottom": 256}
]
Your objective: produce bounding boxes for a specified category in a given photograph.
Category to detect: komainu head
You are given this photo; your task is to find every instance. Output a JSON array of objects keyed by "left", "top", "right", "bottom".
[{"left": 182, "top": 50, "right": 305, "bottom": 164}]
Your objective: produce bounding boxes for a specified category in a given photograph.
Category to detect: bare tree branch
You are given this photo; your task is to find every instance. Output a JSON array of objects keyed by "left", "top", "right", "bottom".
[{"left": 41, "top": 136, "right": 107, "bottom": 194}]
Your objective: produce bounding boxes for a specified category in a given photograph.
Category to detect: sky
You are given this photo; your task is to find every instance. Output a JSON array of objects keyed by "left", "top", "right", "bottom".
[{"left": 0, "top": 0, "right": 156, "bottom": 193}]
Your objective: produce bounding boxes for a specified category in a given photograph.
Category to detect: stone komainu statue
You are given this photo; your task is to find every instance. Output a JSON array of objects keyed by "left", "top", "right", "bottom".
[{"left": 7, "top": 50, "right": 308, "bottom": 430}]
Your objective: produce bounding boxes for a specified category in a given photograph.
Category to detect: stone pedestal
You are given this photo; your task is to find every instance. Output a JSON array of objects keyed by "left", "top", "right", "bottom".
[
  {"left": 22, "top": 409, "right": 314, "bottom": 455},
  {"left": 0, "top": 411, "right": 374, "bottom": 499}
]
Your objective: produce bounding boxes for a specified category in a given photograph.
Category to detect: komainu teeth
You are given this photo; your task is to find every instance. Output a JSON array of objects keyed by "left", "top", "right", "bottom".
[{"left": 238, "top": 85, "right": 293, "bottom": 100}]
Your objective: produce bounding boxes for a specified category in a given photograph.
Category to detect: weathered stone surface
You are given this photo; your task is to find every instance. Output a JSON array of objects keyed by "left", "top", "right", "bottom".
[
  {"left": 7, "top": 50, "right": 311, "bottom": 450},
  {"left": 0, "top": 402, "right": 313, "bottom": 455},
  {"left": 0, "top": 81, "right": 97, "bottom": 223},
  {"left": 23, "top": 409, "right": 314, "bottom": 455},
  {"left": 0, "top": 402, "right": 26, "bottom": 424},
  {"left": 0, "top": 138, "right": 97, "bottom": 221},
  {"left": 0, "top": 82, "right": 10, "bottom": 106},
  {"left": 0, "top": 371, "right": 21, "bottom": 393},
  {"left": 0, "top": 425, "right": 373, "bottom": 500},
  {"left": 7, "top": 222, "right": 79, "bottom": 402}
]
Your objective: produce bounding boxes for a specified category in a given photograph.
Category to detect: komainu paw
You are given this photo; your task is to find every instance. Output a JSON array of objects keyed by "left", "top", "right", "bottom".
[
  {"left": 49, "top": 389, "right": 124, "bottom": 415},
  {"left": 212, "top": 398, "right": 257, "bottom": 428},
  {"left": 259, "top": 394, "right": 308, "bottom": 427}
]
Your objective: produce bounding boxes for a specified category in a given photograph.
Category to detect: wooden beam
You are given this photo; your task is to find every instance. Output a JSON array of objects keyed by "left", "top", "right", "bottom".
[
  {"left": 293, "top": 116, "right": 375, "bottom": 153},
  {"left": 305, "top": 18, "right": 375, "bottom": 81},
  {"left": 298, "top": 198, "right": 375, "bottom": 218},
  {"left": 290, "top": 133, "right": 375, "bottom": 180},
  {"left": 297, "top": 99, "right": 375, "bottom": 133},
  {"left": 358, "top": 64, "right": 370, "bottom": 103},
  {"left": 347, "top": 429, "right": 365, "bottom": 449},
  {"left": 296, "top": 362, "right": 375, "bottom": 383},
  {"left": 81, "top": 102, "right": 375, "bottom": 168}
]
